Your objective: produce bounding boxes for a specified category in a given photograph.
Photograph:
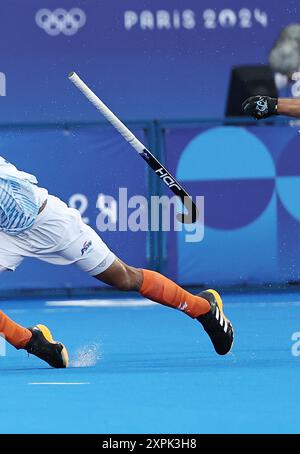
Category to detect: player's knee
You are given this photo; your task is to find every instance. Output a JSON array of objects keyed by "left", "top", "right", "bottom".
[{"left": 116, "top": 266, "right": 142, "bottom": 291}]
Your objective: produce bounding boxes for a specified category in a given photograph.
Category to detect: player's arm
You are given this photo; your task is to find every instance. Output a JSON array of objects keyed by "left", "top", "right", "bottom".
[
  {"left": 277, "top": 98, "right": 300, "bottom": 117},
  {"left": 242, "top": 95, "right": 300, "bottom": 119}
]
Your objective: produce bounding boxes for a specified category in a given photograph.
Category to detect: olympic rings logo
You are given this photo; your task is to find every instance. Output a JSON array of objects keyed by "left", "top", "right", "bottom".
[{"left": 35, "top": 8, "right": 86, "bottom": 36}]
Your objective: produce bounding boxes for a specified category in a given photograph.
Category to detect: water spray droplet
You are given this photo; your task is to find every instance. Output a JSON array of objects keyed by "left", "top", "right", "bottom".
[{"left": 70, "top": 343, "right": 102, "bottom": 367}]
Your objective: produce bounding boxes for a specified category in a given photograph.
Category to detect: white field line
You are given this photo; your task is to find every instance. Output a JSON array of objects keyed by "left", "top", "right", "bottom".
[
  {"left": 45, "top": 298, "right": 156, "bottom": 308},
  {"left": 28, "top": 382, "right": 90, "bottom": 385}
]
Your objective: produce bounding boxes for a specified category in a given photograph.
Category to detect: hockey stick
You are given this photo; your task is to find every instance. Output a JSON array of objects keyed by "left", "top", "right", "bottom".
[{"left": 68, "top": 72, "right": 198, "bottom": 224}]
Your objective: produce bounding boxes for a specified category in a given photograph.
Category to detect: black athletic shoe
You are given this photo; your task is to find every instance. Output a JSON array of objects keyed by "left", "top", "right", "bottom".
[
  {"left": 197, "top": 289, "right": 234, "bottom": 355},
  {"left": 25, "top": 324, "right": 68, "bottom": 368}
]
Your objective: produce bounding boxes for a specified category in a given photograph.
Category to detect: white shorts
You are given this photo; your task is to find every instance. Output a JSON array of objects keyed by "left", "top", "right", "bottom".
[{"left": 0, "top": 195, "right": 116, "bottom": 275}]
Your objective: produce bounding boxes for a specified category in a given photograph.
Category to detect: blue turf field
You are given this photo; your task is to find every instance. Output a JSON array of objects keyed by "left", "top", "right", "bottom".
[{"left": 0, "top": 292, "right": 300, "bottom": 434}]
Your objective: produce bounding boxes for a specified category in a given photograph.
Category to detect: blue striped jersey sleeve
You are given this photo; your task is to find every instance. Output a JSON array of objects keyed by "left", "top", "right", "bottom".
[{"left": 0, "top": 177, "right": 40, "bottom": 234}]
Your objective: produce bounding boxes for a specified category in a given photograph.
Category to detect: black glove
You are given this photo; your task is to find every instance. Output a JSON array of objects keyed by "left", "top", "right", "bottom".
[{"left": 242, "top": 96, "right": 278, "bottom": 119}]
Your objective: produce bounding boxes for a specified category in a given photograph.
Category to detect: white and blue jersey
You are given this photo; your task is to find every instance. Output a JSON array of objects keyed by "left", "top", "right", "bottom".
[
  {"left": 0, "top": 156, "right": 47, "bottom": 235},
  {"left": 0, "top": 155, "right": 115, "bottom": 274}
]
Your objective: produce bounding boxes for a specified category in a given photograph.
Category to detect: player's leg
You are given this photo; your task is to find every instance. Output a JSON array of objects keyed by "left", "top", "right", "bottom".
[
  {"left": 0, "top": 250, "right": 68, "bottom": 368},
  {"left": 0, "top": 266, "right": 31, "bottom": 349},
  {"left": 93, "top": 258, "right": 234, "bottom": 355},
  {"left": 0, "top": 314, "right": 32, "bottom": 349},
  {"left": 0, "top": 307, "right": 68, "bottom": 368},
  {"left": 93, "top": 258, "right": 209, "bottom": 315}
]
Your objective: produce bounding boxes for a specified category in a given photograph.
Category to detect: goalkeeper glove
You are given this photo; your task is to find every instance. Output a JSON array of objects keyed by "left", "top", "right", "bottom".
[{"left": 242, "top": 95, "right": 278, "bottom": 120}]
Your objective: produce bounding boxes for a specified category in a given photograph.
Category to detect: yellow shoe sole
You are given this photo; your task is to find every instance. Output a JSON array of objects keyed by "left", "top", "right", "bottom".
[
  {"left": 206, "top": 289, "right": 231, "bottom": 326},
  {"left": 206, "top": 289, "right": 223, "bottom": 310},
  {"left": 36, "top": 324, "right": 69, "bottom": 368}
]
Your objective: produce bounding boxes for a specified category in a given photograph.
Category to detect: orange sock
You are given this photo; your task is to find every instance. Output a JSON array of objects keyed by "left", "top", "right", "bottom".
[
  {"left": 140, "top": 269, "right": 210, "bottom": 318},
  {"left": 0, "top": 310, "right": 32, "bottom": 349}
]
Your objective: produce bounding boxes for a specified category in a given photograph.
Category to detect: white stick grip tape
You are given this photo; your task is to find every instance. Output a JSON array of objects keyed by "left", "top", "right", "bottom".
[{"left": 68, "top": 72, "right": 145, "bottom": 153}]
